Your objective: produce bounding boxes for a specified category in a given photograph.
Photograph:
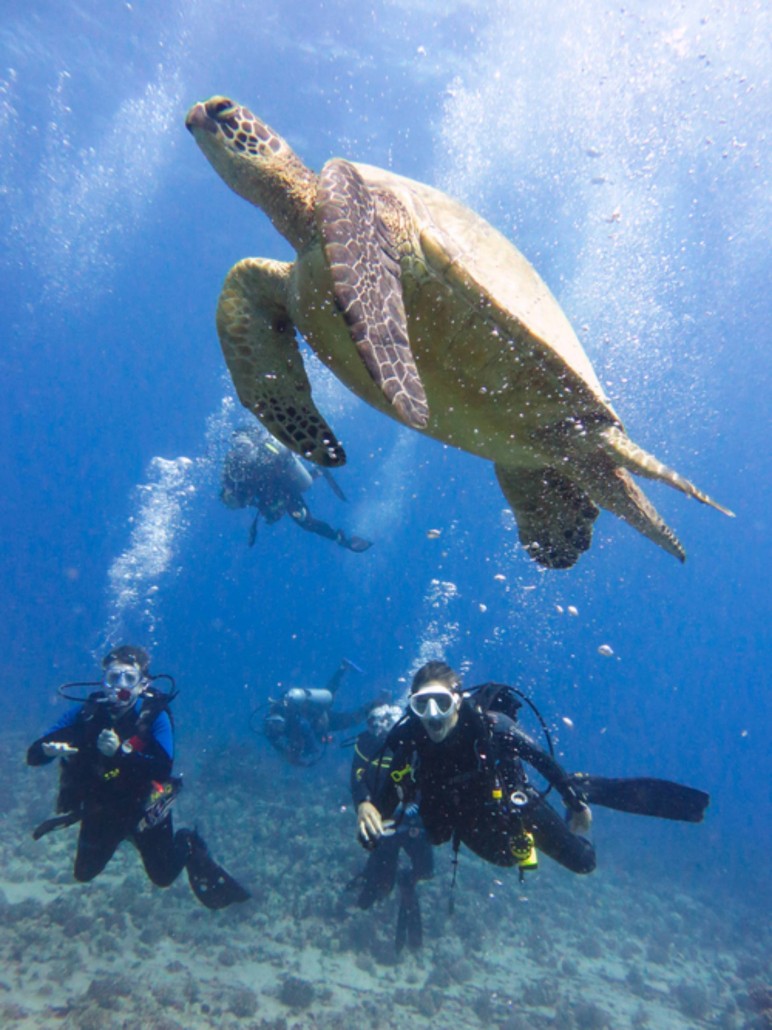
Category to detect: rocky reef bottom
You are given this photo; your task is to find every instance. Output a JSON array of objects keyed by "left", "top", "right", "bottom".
[{"left": 1, "top": 735, "right": 769, "bottom": 1030}]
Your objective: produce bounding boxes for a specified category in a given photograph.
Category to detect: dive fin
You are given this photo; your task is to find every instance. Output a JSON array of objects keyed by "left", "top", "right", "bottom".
[
  {"left": 406, "top": 891, "right": 423, "bottom": 950},
  {"left": 569, "top": 774, "right": 709, "bottom": 823},
  {"left": 395, "top": 895, "right": 408, "bottom": 954},
  {"left": 343, "top": 535, "right": 373, "bottom": 553},
  {"left": 185, "top": 832, "right": 251, "bottom": 909},
  {"left": 33, "top": 811, "right": 81, "bottom": 841},
  {"left": 248, "top": 512, "right": 259, "bottom": 547},
  {"left": 396, "top": 870, "right": 422, "bottom": 952},
  {"left": 322, "top": 468, "right": 347, "bottom": 502}
]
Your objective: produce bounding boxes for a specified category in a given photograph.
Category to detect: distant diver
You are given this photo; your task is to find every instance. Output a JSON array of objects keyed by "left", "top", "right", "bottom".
[
  {"left": 27, "top": 645, "right": 250, "bottom": 910},
  {"left": 262, "top": 658, "right": 383, "bottom": 767},
  {"left": 357, "top": 661, "right": 709, "bottom": 893},
  {"left": 220, "top": 425, "right": 373, "bottom": 552},
  {"left": 349, "top": 703, "right": 433, "bottom": 953},
  {"left": 187, "top": 93, "right": 731, "bottom": 570}
]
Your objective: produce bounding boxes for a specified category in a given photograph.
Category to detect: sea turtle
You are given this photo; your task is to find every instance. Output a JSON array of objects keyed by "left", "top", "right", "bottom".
[{"left": 186, "top": 95, "right": 731, "bottom": 569}]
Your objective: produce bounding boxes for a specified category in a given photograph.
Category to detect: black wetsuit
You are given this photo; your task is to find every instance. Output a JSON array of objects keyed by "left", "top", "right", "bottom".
[
  {"left": 221, "top": 432, "right": 371, "bottom": 551},
  {"left": 248, "top": 448, "right": 311, "bottom": 527},
  {"left": 351, "top": 730, "right": 434, "bottom": 908},
  {"left": 27, "top": 693, "right": 189, "bottom": 885},
  {"left": 378, "top": 701, "right": 596, "bottom": 874}
]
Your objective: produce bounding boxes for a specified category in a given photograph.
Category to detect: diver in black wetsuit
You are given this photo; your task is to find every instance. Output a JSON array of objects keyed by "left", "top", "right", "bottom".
[
  {"left": 357, "top": 661, "right": 709, "bottom": 882},
  {"left": 220, "top": 426, "right": 373, "bottom": 552},
  {"left": 263, "top": 659, "right": 374, "bottom": 767},
  {"left": 350, "top": 703, "right": 434, "bottom": 952},
  {"left": 27, "top": 645, "right": 249, "bottom": 910}
]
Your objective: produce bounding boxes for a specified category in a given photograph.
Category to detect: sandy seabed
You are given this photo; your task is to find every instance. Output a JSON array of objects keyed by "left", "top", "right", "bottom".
[{"left": 1, "top": 736, "right": 769, "bottom": 1030}]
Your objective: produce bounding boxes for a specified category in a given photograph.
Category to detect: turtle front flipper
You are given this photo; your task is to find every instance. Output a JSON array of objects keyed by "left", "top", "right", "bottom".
[
  {"left": 317, "top": 158, "right": 429, "bottom": 429},
  {"left": 495, "top": 464, "right": 600, "bottom": 570},
  {"left": 217, "top": 257, "right": 345, "bottom": 467}
]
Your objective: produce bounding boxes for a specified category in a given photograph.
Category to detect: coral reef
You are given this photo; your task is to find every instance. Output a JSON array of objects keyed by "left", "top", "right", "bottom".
[{"left": 0, "top": 734, "right": 766, "bottom": 1029}]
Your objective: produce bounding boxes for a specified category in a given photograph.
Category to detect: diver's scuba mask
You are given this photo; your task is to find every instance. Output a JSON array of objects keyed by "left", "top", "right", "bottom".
[
  {"left": 103, "top": 663, "right": 147, "bottom": 709},
  {"left": 409, "top": 685, "right": 460, "bottom": 741}
]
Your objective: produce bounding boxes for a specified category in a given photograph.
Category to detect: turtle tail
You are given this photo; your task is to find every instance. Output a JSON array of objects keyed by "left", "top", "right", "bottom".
[{"left": 600, "top": 426, "right": 734, "bottom": 517}]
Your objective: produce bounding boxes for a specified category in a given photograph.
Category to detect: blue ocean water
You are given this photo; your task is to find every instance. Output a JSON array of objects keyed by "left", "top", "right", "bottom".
[{"left": 1, "top": 0, "right": 769, "bottom": 947}]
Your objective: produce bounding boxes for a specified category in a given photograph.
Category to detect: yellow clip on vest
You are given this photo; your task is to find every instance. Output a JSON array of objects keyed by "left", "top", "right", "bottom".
[{"left": 390, "top": 763, "right": 413, "bottom": 784}]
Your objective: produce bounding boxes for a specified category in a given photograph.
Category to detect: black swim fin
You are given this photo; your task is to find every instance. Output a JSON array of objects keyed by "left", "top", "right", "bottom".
[
  {"left": 569, "top": 774, "right": 709, "bottom": 823},
  {"left": 395, "top": 871, "right": 423, "bottom": 953},
  {"left": 184, "top": 831, "right": 251, "bottom": 910},
  {"left": 345, "top": 535, "right": 373, "bottom": 553},
  {"left": 322, "top": 468, "right": 347, "bottom": 502},
  {"left": 32, "top": 810, "right": 81, "bottom": 840},
  {"left": 247, "top": 512, "right": 259, "bottom": 547}
]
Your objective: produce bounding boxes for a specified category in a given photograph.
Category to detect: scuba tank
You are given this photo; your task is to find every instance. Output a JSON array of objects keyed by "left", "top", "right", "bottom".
[
  {"left": 284, "top": 687, "right": 333, "bottom": 712},
  {"left": 259, "top": 436, "right": 313, "bottom": 493},
  {"left": 284, "top": 453, "right": 313, "bottom": 493}
]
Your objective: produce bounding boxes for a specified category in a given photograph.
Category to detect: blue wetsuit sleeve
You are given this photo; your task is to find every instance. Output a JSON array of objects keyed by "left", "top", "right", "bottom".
[
  {"left": 26, "top": 706, "right": 83, "bottom": 766},
  {"left": 116, "top": 708, "right": 174, "bottom": 782},
  {"left": 149, "top": 710, "right": 174, "bottom": 761}
]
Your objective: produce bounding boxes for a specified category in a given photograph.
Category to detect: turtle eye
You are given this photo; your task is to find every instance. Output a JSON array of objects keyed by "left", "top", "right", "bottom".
[{"left": 209, "top": 97, "right": 239, "bottom": 121}]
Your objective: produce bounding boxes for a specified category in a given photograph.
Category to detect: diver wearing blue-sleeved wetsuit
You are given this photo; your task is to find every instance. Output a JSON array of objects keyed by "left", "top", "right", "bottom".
[{"left": 27, "top": 645, "right": 249, "bottom": 909}]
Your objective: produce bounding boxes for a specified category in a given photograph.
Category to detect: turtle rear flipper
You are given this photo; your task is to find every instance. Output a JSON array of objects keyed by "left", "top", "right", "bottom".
[
  {"left": 579, "top": 460, "right": 686, "bottom": 562},
  {"left": 317, "top": 158, "right": 429, "bottom": 429},
  {"left": 495, "top": 464, "right": 599, "bottom": 570},
  {"left": 600, "top": 426, "right": 734, "bottom": 517},
  {"left": 217, "top": 257, "right": 345, "bottom": 467}
]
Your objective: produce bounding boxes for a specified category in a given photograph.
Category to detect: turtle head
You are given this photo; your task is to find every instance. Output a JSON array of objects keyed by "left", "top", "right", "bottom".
[
  {"left": 186, "top": 96, "right": 317, "bottom": 247},
  {"left": 186, "top": 96, "right": 287, "bottom": 189},
  {"left": 186, "top": 96, "right": 283, "bottom": 156}
]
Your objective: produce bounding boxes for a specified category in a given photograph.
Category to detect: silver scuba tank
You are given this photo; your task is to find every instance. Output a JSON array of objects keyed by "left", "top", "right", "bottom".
[{"left": 284, "top": 687, "right": 334, "bottom": 711}]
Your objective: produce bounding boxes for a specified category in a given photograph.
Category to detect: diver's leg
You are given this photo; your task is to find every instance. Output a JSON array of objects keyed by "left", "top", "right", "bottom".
[
  {"left": 289, "top": 503, "right": 372, "bottom": 552},
  {"left": 289, "top": 502, "right": 337, "bottom": 540},
  {"left": 357, "top": 838, "right": 399, "bottom": 908},
  {"left": 74, "top": 812, "right": 124, "bottom": 882},
  {"left": 325, "top": 657, "right": 355, "bottom": 695},
  {"left": 134, "top": 817, "right": 188, "bottom": 887},
  {"left": 527, "top": 795, "right": 596, "bottom": 874},
  {"left": 405, "top": 832, "right": 435, "bottom": 882}
]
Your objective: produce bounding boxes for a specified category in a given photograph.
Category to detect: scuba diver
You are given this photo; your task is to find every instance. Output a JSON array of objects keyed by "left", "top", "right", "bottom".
[
  {"left": 220, "top": 425, "right": 373, "bottom": 552},
  {"left": 263, "top": 658, "right": 377, "bottom": 767},
  {"left": 349, "top": 702, "right": 434, "bottom": 953},
  {"left": 357, "top": 661, "right": 709, "bottom": 889},
  {"left": 27, "top": 645, "right": 250, "bottom": 910}
]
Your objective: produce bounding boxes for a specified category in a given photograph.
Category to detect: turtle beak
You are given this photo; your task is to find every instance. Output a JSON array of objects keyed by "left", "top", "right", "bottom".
[{"left": 185, "top": 102, "right": 217, "bottom": 135}]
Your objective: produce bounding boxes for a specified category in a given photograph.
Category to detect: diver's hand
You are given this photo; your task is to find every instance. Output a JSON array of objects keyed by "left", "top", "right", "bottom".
[
  {"left": 97, "top": 729, "right": 121, "bottom": 757},
  {"left": 42, "top": 741, "right": 79, "bottom": 758},
  {"left": 357, "top": 801, "right": 393, "bottom": 844},
  {"left": 569, "top": 803, "right": 592, "bottom": 835}
]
